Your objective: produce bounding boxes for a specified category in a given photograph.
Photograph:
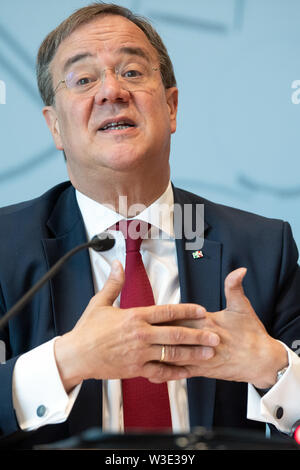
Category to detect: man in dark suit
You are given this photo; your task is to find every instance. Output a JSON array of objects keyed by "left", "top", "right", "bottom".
[{"left": 1, "top": 3, "right": 300, "bottom": 448}]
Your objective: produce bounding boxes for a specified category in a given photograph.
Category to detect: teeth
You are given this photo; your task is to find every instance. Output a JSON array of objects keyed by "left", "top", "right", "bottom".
[{"left": 101, "top": 120, "right": 133, "bottom": 131}]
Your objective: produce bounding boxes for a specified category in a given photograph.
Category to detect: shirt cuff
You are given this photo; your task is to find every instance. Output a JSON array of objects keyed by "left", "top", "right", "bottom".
[
  {"left": 247, "top": 342, "right": 300, "bottom": 433},
  {"left": 12, "top": 338, "right": 81, "bottom": 431}
]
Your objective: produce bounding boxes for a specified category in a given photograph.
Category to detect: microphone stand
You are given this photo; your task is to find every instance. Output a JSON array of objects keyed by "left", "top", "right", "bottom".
[{"left": 0, "top": 233, "right": 115, "bottom": 330}]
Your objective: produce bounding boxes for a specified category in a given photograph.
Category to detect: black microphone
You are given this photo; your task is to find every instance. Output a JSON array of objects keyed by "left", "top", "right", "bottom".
[{"left": 0, "top": 233, "right": 115, "bottom": 330}]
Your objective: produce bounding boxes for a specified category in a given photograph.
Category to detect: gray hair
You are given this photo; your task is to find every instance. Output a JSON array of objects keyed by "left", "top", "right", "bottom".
[{"left": 36, "top": 2, "right": 177, "bottom": 106}]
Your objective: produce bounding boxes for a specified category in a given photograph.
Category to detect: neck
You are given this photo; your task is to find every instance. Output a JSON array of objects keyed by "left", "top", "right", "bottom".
[{"left": 71, "top": 165, "right": 171, "bottom": 217}]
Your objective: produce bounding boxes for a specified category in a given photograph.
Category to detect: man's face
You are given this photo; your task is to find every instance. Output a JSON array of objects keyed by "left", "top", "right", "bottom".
[{"left": 43, "top": 15, "right": 178, "bottom": 186}]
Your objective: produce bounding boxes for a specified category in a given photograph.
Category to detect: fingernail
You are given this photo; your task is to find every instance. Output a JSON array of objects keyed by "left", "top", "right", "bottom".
[
  {"left": 196, "top": 307, "right": 206, "bottom": 317},
  {"left": 111, "top": 260, "right": 120, "bottom": 274},
  {"left": 208, "top": 334, "right": 219, "bottom": 346}
]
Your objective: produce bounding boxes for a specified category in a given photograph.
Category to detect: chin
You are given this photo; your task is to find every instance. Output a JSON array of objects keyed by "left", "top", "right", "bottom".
[{"left": 96, "top": 148, "right": 148, "bottom": 172}]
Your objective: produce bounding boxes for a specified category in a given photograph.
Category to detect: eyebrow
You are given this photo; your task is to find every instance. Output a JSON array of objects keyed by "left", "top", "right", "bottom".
[
  {"left": 62, "top": 52, "right": 95, "bottom": 73},
  {"left": 118, "top": 47, "right": 150, "bottom": 61},
  {"left": 62, "top": 47, "right": 151, "bottom": 74}
]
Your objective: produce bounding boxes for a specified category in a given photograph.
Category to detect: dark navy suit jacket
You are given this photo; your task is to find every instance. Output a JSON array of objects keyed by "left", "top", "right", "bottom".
[{"left": 0, "top": 181, "right": 300, "bottom": 448}]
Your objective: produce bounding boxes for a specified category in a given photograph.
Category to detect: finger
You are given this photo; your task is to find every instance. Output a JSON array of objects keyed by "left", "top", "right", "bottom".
[
  {"left": 140, "top": 303, "right": 207, "bottom": 325},
  {"left": 153, "top": 344, "right": 215, "bottom": 363},
  {"left": 143, "top": 361, "right": 192, "bottom": 383},
  {"left": 150, "top": 324, "right": 220, "bottom": 347},
  {"left": 224, "top": 267, "right": 250, "bottom": 312},
  {"left": 94, "top": 260, "right": 125, "bottom": 306}
]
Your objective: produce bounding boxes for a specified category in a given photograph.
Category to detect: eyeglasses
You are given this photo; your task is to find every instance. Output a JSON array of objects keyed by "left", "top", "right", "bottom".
[{"left": 53, "top": 60, "right": 159, "bottom": 97}]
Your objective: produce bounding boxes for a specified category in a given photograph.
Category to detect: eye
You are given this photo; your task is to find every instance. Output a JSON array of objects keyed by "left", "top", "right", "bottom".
[
  {"left": 77, "top": 77, "right": 91, "bottom": 86},
  {"left": 66, "top": 71, "right": 98, "bottom": 89},
  {"left": 123, "top": 69, "right": 143, "bottom": 79},
  {"left": 76, "top": 76, "right": 97, "bottom": 87}
]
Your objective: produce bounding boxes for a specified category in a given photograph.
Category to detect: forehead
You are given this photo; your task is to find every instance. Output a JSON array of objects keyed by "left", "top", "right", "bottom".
[{"left": 51, "top": 15, "right": 158, "bottom": 74}]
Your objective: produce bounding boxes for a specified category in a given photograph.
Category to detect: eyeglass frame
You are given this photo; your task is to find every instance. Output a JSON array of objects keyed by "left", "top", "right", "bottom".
[{"left": 53, "top": 62, "right": 160, "bottom": 97}]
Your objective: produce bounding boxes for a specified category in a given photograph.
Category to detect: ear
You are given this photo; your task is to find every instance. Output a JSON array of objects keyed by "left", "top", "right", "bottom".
[
  {"left": 42, "top": 106, "right": 64, "bottom": 151},
  {"left": 165, "top": 87, "right": 178, "bottom": 134}
]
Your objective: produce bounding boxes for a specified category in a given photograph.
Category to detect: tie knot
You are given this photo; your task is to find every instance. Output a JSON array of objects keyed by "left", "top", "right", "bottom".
[{"left": 115, "top": 220, "right": 150, "bottom": 253}]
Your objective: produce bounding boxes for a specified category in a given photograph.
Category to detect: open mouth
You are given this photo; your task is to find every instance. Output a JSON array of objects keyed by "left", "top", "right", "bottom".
[{"left": 98, "top": 120, "right": 136, "bottom": 132}]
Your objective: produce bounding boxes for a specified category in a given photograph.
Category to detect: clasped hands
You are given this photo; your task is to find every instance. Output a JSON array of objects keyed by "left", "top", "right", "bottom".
[{"left": 55, "top": 261, "right": 288, "bottom": 393}]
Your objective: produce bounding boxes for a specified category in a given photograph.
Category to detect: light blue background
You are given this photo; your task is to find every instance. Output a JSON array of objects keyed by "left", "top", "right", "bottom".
[{"left": 1, "top": 0, "right": 300, "bottom": 247}]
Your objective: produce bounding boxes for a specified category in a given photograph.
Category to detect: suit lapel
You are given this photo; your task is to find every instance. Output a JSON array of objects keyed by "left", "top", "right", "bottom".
[
  {"left": 173, "top": 186, "right": 222, "bottom": 428},
  {"left": 42, "top": 186, "right": 94, "bottom": 335},
  {"left": 42, "top": 185, "right": 102, "bottom": 435}
]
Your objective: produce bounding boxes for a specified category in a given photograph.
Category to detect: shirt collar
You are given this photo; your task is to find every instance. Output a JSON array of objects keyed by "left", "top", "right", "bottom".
[{"left": 76, "top": 181, "right": 175, "bottom": 240}]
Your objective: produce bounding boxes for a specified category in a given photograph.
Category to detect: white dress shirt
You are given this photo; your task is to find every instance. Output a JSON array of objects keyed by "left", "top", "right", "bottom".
[{"left": 12, "top": 182, "right": 300, "bottom": 434}]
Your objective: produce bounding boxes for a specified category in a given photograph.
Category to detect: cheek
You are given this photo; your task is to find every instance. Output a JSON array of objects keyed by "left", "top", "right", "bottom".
[
  {"left": 149, "top": 101, "right": 173, "bottom": 136},
  {"left": 56, "top": 98, "right": 92, "bottom": 144},
  {"left": 139, "top": 91, "right": 172, "bottom": 132}
]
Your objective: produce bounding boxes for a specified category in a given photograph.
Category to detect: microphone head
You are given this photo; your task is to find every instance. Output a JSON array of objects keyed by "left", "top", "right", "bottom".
[{"left": 89, "top": 233, "right": 115, "bottom": 252}]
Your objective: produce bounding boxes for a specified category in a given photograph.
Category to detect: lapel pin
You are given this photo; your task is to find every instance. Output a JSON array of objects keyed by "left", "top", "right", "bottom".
[{"left": 192, "top": 250, "right": 204, "bottom": 259}]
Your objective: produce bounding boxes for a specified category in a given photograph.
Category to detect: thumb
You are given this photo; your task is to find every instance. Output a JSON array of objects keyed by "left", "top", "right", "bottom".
[
  {"left": 225, "top": 267, "right": 250, "bottom": 313},
  {"left": 95, "top": 260, "right": 125, "bottom": 306}
]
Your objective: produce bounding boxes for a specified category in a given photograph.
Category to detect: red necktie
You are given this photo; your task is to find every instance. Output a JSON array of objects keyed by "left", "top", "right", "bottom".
[{"left": 116, "top": 219, "right": 172, "bottom": 432}]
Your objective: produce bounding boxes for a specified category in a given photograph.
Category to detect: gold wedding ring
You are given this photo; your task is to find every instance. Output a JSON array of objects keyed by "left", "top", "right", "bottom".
[{"left": 160, "top": 345, "right": 166, "bottom": 362}]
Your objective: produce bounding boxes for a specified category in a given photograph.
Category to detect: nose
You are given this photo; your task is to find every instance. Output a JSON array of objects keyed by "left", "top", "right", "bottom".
[{"left": 94, "top": 69, "right": 130, "bottom": 105}]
